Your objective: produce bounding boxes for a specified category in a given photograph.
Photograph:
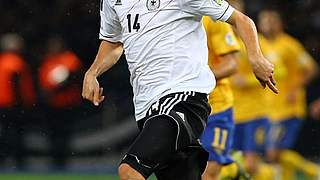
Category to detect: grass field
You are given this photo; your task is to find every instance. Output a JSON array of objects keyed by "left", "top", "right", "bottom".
[
  {"left": 0, "top": 174, "right": 116, "bottom": 180},
  {"left": 0, "top": 172, "right": 309, "bottom": 180},
  {"left": 0, "top": 173, "right": 157, "bottom": 180}
]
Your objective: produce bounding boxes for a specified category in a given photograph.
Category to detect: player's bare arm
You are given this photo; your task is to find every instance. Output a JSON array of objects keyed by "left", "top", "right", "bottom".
[
  {"left": 82, "top": 40, "right": 123, "bottom": 106},
  {"left": 211, "top": 53, "right": 238, "bottom": 80},
  {"left": 227, "top": 10, "right": 279, "bottom": 94},
  {"left": 302, "top": 58, "right": 318, "bottom": 85}
]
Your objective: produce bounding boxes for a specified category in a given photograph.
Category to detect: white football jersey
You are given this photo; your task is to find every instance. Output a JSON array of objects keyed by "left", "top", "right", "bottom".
[{"left": 99, "top": 0, "right": 234, "bottom": 120}]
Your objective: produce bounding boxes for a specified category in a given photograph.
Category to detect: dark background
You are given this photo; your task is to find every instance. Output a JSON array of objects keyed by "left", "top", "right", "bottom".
[{"left": 0, "top": 0, "right": 319, "bottom": 171}]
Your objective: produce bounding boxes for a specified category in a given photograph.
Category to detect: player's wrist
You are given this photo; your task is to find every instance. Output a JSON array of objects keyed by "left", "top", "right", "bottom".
[
  {"left": 248, "top": 51, "right": 264, "bottom": 65},
  {"left": 85, "top": 68, "right": 99, "bottom": 78}
]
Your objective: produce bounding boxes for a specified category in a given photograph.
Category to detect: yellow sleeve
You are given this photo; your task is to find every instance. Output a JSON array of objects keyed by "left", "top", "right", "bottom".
[
  {"left": 293, "top": 43, "right": 317, "bottom": 71},
  {"left": 203, "top": 17, "right": 240, "bottom": 56},
  {"left": 285, "top": 36, "right": 316, "bottom": 71}
]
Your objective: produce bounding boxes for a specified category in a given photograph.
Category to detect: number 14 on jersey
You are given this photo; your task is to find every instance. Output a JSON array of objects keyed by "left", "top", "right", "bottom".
[{"left": 127, "top": 14, "right": 140, "bottom": 33}]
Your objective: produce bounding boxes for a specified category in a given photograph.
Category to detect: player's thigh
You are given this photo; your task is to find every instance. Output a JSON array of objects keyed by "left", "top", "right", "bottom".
[
  {"left": 200, "top": 108, "right": 234, "bottom": 164},
  {"left": 233, "top": 121, "right": 256, "bottom": 152},
  {"left": 277, "top": 117, "right": 303, "bottom": 149},
  {"left": 151, "top": 92, "right": 211, "bottom": 180},
  {"left": 120, "top": 115, "right": 180, "bottom": 178},
  {"left": 237, "top": 118, "right": 269, "bottom": 153},
  {"left": 121, "top": 91, "right": 210, "bottom": 178},
  {"left": 154, "top": 146, "right": 208, "bottom": 180},
  {"left": 256, "top": 118, "right": 271, "bottom": 150},
  {"left": 232, "top": 123, "right": 245, "bottom": 151}
]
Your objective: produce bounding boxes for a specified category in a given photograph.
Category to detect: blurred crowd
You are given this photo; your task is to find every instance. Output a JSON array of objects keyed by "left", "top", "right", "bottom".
[
  {"left": 0, "top": 0, "right": 319, "bottom": 171},
  {"left": 0, "top": 33, "right": 86, "bottom": 169}
]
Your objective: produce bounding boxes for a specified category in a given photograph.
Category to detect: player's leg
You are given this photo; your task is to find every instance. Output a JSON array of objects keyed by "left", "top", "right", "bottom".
[
  {"left": 250, "top": 119, "right": 269, "bottom": 174},
  {"left": 203, "top": 162, "right": 221, "bottom": 180},
  {"left": 234, "top": 120, "right": 259, "bottom": 175},
  {"left": 118, "top": 164, "right": 145, "bottom": 180},
  {"left": 154, "top": 146, "right": 208, "bottom": 180},
  {"left": 153, "top": 92, "right": 211, "bottom": 180},
  {"left": 120, "top": 92, "right": 211, "bottom": 180},
  {"left": 267, "top": 118, "right": 299, "bottom": 180},
  {"left": 220, "top": 151, "right": 251, "bottom": 180},
  {"left": 220, "top": 162, "right": 242, "bottom": 179},
  {"left": 212, "top": 121, "right": 250, "bottom": 180},
  {"left": 279, "top": 150, "right": 319, "bottom": 179},
  {"left": 271, "top": 118, "right": 319, "bottom": 179},
  {"left": 250, "top": 118, "right": 276, "bottom": 180},
  {"left": 236, "top": 118, "right": 274, "bottom": 178},
  {"left": 266, "top": 118, "right": 318, "bottom": 180},
  {"left": 228, "top": 122, "right": 252, "bottom": 179},
  {"left": 266, "top": 121, "right": 282, "bottom": 163},
  {"left": 119, "top": 115, "right": 182, "bottom": 180},
  {"left": 251, "top": 162, "right": 276, "bottom": 180},
  {"left": 200, "top": 108, "right": 234, "bottom": 180}
]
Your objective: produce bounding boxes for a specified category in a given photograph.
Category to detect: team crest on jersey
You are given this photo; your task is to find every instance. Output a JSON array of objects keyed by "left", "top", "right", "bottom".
[
  {"left": 115, "top": 0, "right": 122, "bottom": 5},
  {"left": 146, "top": 0, "right": 160, "bottom": 11},
  {"left": 225, "top": 33, "right": 237, "bottom": 46}
]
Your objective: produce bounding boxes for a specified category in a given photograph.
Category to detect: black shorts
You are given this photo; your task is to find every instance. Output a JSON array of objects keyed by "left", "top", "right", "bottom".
[{"left": 121, "top": 91, "right": 211, "bottom": 179}]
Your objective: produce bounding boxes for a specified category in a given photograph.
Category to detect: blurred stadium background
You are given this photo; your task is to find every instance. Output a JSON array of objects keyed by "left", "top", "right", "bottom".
[{"left": 0, "top": 0, "right": 319, "bottom": 179}]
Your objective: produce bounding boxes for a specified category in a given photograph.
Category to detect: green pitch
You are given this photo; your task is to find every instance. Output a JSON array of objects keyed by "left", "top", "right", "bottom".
[
  {"left": 0, "top": 173, "right": 308, "bottom": 180},
  {"left": 0, "top": 174, "right": 157, "bottom": 180},
  {"left": 0, "top": 174, "right": 115, "bottom": 180}
]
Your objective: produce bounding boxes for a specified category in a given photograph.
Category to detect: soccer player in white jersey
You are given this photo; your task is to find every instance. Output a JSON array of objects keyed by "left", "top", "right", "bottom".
[{"left": 82, "top": 0, "right": 278, "bottom": 179}]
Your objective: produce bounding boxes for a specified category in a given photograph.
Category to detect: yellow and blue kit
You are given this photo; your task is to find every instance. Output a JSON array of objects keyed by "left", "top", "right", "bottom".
[
  {"left": 200, "top": 17, "right": 240, "bottom": 164},
  {"left": 267, "top": 33, "right": 316, "bottom": 149},
  {"left": 231, "top": 34, "right": 285, "bottom": 152}
]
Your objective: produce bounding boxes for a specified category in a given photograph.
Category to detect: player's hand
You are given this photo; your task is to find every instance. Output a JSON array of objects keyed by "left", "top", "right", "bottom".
[
  {"left": 250, "top": 55, "right": 279, "bottom": 94},
  {"left": 82, "top": 71, "right": 105, "bottom": 106}
]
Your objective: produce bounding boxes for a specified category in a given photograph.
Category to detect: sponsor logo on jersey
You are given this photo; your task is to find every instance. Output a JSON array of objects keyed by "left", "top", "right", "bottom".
[
  {"left": 147, "top": 0, "right": 160, "bottom": 11},
  {"left": 115, "top": 0, "right": 122, "bottom": 6}
]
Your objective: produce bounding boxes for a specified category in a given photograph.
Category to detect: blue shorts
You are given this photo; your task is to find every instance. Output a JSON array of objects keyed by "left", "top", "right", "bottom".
[
  {"left": 269, "top": 117, "right": 303, "bottom": 149},
  {"left": 232, "top": 118, "right": 271, "bottom": 154},
  {"left": 200, "top": 108, "right": 234, "bottom": 165}
]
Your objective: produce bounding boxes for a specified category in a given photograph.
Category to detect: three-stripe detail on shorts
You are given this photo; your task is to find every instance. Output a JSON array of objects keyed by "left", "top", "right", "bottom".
[{"left": 147, "top": 91, "right": 195, "bottom": 116}]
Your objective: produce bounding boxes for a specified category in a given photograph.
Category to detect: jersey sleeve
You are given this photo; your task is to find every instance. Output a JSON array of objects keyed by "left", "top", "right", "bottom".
[
  {"left": 294, "top": 44, "right": 316, "bottom": 70},
  {"left": 203, "top": 19, "right": 240, "bottom": 55},
  {"left": 99, "top": 0, "right": 122, "bottom": 42},
  {"left": 285, "top": 37, "right": 316, "bottom": 71},
  {"left": 179, "top": 0, "right": 234, "bottom": 22}
]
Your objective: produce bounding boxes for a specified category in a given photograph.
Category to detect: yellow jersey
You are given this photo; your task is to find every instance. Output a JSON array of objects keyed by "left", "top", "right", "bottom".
[
  {"left": 267, "top": 33, "right": 316, "bottom": 120},
  {"left": 231, "top": 35, "right": 285, "bottom": 123},
  {"left": 203, "top": 17, "right": 240, "bottom": 114}
]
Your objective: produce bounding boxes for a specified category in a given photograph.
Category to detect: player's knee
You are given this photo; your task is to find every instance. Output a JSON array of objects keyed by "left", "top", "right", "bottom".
[
  {"left": 244, "top": 154, "right": 259, "bottom": 174},
  {"left": 266, "top": 149, "right": 280, "bottom": 163},
  {"left": 118, "top": 164, "right": 145, "bottom": 180},
  {"left": 245, "top": 162, "right": 257, "bottom": 175}
]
